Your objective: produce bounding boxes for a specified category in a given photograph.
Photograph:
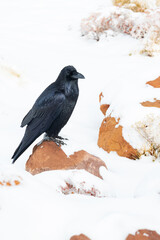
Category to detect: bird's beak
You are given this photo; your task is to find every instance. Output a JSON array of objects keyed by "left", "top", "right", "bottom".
[{"left": 72, "top": 72, "right": 85, "bottom": 79}]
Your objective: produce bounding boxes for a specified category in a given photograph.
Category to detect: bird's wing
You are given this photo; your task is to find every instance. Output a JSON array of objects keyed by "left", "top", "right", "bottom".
[
  {"left": 21, "top": 91, "right": 65, "bottom": 130},
  {"left": 21, "top": 109, "right": 33, "bottom": 127}
]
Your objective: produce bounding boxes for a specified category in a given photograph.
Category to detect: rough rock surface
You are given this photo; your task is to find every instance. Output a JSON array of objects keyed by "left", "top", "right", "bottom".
[
  {"left": 70, "top": 234, "right": 91, "bottom": 240},
  {"left": 126, "top": 229, "right": 160, "bottom": 240},
  {"left": 98, "top": 116, "right": 140, "bottom": 159},
  {"left": 26, "top": 141, "right": 106, "bottom": 178}
]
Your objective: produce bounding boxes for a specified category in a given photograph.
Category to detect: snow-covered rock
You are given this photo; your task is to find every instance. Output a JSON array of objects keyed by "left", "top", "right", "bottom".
[
  {"left": 81, "top": 6, "right": 160, "bottom": 56},
  {"left": 98, "top": 115, "right": 140, "bottom": 159},
  {"left": 98, "top": 74, "right": 160, "bottom": 161},
  {"left": 126, "top": 229, "right": 160, "bottom": 240}
]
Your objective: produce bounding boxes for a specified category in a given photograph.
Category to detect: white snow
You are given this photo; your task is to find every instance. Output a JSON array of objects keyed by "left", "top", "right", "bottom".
[{"left": 0, "top": 0, "right": 160, "bottom": 239}]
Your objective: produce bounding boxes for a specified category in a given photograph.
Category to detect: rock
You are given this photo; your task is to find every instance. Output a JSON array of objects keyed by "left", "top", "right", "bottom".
[
  {"left": 70, "top": 234, "right": 91, "bottom": 240},
  {"left": 141, "top": 99, "right": 160, "bottom": 108},
  {"left": 99, "top": 92, "right": 104, "bottom": 103},
  {"left": 61, "top": 181, "right": 102, "bottom": 197},
  {"left": 0, "top": 175, "right": 22, "bottom": 187},
  {"left": 126, "top": 229, "right": 160, "bottom": 240},
  {"left": 98, "top": 116, "right": 140, "bottom": 159},
  {"left": 99, "top": 92, "right": 110, "bottom": 116},
  {"left": 0, "top": 180, "right": 21, "bottom": 186},
  {"left": 100, "top": 104, "right": 110, "bottom": 116},
  {"left": 98, "top": 75, "right": 160, "bottom": 160},
  {"left": 146, "top": 76, "right": 160, "bottom": 88},
  {"left": 142, "top": 76, "right": 160, "bottom": 108},
  {"left": 26, "top": 141, "right": 107, "bottom": 179}
]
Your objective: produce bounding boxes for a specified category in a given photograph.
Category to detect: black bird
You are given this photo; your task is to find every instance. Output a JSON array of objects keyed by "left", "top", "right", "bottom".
[{"left": 12, "top": 65, "right": 85, "bottom": 163}]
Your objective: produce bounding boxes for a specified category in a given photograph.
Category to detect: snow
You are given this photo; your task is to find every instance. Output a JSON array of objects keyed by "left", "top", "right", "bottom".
[{"left": 0, "top": 0, "right": 160, "bottom": 239}]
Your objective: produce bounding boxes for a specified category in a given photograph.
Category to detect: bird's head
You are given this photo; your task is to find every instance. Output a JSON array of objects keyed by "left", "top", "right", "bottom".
[{"left": 62, "top": 66, "right": 85, "bottom": 81}]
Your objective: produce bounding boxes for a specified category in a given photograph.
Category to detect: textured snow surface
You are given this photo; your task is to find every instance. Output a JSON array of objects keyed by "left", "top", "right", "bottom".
[{"left": 0, "top": 0, "right": 160, "bottom": 239}]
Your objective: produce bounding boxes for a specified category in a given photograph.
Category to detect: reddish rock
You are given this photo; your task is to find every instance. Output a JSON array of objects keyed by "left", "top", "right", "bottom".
[
  {"left": 99, "top": 92, "right": 110, "bottom": 115},
  {"left": 99, "top": 92, "right": 104, "bottom": 103},
  {"left": 26, "top": 141, "right": 106, "bottom": 179},
  {"left": 98, "top": 116, "right": 140, "bottom": 159},
  {"left": 126, "top": 229, "right": 160, "bottom": 240},
  {"left": 100, "top": 104, "right": 110, "bottom": 115},
  {"left": 147, "top": 76, "right": 160, "bottom": 88},
  {"left": 70, "top": 234, "right": 91, "bottom": 240},
  {"left": 141, "top": 99, "right": 160, "bottom": 108}
]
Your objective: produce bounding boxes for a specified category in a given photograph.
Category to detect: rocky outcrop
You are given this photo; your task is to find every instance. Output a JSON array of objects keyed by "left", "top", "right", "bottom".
[
  {"left": 70, "top": 234, "right": 91, "bottom": 240},
  {"left": 98, "top": 92, "right": 139, "bottom": 159},
  {"left": 126, "top": 229, "right": 160, "bottom": 240},
  {"left": 98, "top": 116, "right": 140, "bottom": 159},
  {"left": 26, "top": 141, "right": 106, "bottom": 179}
]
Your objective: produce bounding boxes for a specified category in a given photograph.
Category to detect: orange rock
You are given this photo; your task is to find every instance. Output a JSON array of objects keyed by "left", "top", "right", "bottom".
[
  {"left": 127, "top": 235, "right": 135, "bottom": 240},
  {"left": 6, "top": 182, "right": 12, "bottom": 186},
  {"left": 100, "top": 104, "right": 110, "bottom": 115},
  {"left": 146, "top": 76, "right": 160, "bottom": 88},
  {"left": 141, "top": 99, "right": 160, "bottom": 108},
  {"left": 0, "top": 178, "right": 21, "bottom": 187},
  {"left": 98, "top": 116, "right": 140, "bottom": 159},
  {"left": 99, "top": 92, "right": 104, "bottom": 103},
  {"left": 99, "top": 92, "right": 110, "bottom": 115},
  {"left": 126, "top": 229, "right": 160, "bottom": 240},
  {"left": 14, "top": 180, "right": 20, "bottom": 185},
  {"left": 26, "top": 141, "right": 107, "bottom": 179},
  {"left": 70, "top": 234, "right": 91, "bottom": 240}
]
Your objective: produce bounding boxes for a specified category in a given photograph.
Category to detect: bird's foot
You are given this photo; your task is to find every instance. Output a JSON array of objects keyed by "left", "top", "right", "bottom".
[
  {"left": 56, "top": 136, "right": 68, "bottom": 141},
  {"left": 51, "top": 137, "right": 67, "bottom": 146},
  {"left": 43, "top": 134, "right": 67, "bottom": 146}
]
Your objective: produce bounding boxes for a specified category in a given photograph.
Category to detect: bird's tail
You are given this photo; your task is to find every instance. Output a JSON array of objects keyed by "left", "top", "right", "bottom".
[{"left": 12, "top": 128, "right": 40, "bottom": 163}]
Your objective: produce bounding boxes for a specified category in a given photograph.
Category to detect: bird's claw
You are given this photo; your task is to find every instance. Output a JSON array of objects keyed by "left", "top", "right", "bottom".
[
  {"left": 43, "top": 135, "right": 67, "bottom": 146},
  {"left": 52, "top": 137, "right": 67, "bottom": 146},
  {"left": 56, "top": 136, "right": 68, "bottom": 141}
]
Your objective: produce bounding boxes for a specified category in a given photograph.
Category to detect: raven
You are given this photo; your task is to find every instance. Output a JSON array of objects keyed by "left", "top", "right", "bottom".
[{"left": 12, "top": 65, "right": 85, "bottom": 163}]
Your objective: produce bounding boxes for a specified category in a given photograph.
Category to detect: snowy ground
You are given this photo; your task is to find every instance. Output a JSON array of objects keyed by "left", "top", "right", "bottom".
[{"left": 0, "top": 0, "right": 160, "bottom": 239}]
